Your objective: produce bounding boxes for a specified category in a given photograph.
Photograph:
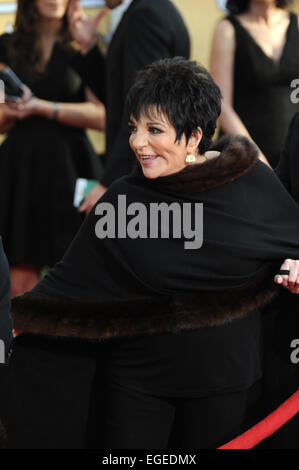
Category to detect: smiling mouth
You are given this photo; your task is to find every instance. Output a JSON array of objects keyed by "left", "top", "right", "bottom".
[{"left": 139, "top": 155, "right": 159, "bottom": 162}]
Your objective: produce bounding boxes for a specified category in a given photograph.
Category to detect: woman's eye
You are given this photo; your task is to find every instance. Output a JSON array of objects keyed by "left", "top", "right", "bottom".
[
  {"left": 149, "top": 127, "right": 162, "bottom": 134},
  {"left": 128, "top": 126, "right": 136, "bottom": 134}
]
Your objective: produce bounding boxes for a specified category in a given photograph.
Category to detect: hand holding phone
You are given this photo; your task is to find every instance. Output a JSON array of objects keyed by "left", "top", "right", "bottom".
[{"left": 0, "top": 63, "right": 25, "bottom": 102}]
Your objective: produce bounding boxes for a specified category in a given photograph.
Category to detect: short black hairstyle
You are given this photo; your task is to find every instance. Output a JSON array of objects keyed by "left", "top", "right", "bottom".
[
  {"left": 126, "top": 57, "right": 222, "bottom": 155},
  {"left": 226, "top": 0, "right": 293, "bottom": 14}
]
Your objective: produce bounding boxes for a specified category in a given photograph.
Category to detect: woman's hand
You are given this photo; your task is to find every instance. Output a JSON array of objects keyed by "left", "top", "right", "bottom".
[
  {"left": 6, "top": 84, "right": 37, "bottom": 120},
  {"left": 7, "top": 96, "right": 39, "bottom": 120},
  {"left": 8, "top": 87, "right": 106, "bottom": 130},
  {"left": 78, "top": 183, "right": 107, "bottom": 215},
  {"left": 274, "top": 259, "right": 299, "bottom": 294},
  {"left": 0, "top": 84, "right": 33, "bottom": 131},
  {"left": 68, "top": 0, "right": 108, "bottom": 54}
]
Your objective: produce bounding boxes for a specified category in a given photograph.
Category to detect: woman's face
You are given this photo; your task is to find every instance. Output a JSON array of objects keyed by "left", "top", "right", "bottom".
[
  {"left": 129, "top": 109, "right": 201, "bottom": 179},
  {"left": 35, "top": 0, "right": 69, "bottom": 20}
]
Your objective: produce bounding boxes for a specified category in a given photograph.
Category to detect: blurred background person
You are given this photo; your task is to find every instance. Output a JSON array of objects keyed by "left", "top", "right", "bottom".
[
  {"left": 276, "top": 110, "right": 299, "bottom": 201},
  {"left": 0, "top": 0, "right": 105, "bottom": 296},
  {"left": 67, "top": 0, "right": 190, "bottom": 212},
  {"left": 210, "top": 0, "right": 299, "bottom": 167}
]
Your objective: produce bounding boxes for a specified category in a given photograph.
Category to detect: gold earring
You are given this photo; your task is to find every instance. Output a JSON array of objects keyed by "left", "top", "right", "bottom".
[{"left": 185, "top": 154, "right": 196, "bottom": 164}]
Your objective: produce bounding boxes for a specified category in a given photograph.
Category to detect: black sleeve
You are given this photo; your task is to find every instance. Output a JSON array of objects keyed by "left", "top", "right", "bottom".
[
  {"left": 68, "top": 44, "right": 106, "bottom": 104},
  {"left": 275, "top": 112, "right": 298, "bottom": 192},
  {"left": 101, "top": 6, "right": 174, "bottom": 187},
  {"left": 0, "top": 238, "right": 12, "bottom": 365}
]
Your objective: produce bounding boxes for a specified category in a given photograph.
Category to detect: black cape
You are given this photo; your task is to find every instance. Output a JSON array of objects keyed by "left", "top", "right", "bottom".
[{"left": 1, "top": 135, "right": 299, "bottom": 448}]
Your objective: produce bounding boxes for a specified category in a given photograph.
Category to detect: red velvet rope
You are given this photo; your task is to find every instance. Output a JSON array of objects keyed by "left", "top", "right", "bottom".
[{"left": 218, "top": 389, "right": 299, "bottom": 449}]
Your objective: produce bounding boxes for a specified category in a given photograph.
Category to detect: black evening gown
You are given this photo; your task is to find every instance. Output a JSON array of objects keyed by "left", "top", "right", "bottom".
[
  {"left": 225, "top": 13, "right": 299, "bottom": 167},
  {"left": 0, "top": 34, "right": 102, "bottom": 267}
]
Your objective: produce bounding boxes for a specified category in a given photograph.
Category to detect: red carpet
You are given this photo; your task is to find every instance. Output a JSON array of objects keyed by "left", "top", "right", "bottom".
[{"left": 218, "top": 389, "right": 299, "bottom": 449}]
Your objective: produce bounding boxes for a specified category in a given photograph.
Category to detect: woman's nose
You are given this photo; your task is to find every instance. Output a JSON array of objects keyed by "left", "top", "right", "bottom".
[{"left": 131, "top": 130, "right": 148, "bottom": 150}]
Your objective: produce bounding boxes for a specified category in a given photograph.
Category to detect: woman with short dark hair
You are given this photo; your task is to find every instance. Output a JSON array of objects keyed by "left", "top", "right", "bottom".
[
  {"left": 127, "top": 59, "right": 221, "bottom": 157},
  {"left": 210, "top": 0, "right": 299, "bottom": 168},
  {"left": 3, "top": 57, "right": 299, "bottom": 449}
]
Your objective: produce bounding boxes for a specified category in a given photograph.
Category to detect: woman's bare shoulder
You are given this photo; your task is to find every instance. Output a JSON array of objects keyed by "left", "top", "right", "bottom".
[{"left": 214, "top": 18, "right": 235, "bottom": 36}]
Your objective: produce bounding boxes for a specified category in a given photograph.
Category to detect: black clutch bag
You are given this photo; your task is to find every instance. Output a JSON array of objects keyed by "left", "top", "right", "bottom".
[{"left": 0, "top": 64, "right": 24, "bottom": 102}]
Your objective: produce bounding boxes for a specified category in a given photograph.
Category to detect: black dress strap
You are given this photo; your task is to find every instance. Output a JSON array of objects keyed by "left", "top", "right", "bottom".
[
  {"left": 223, "top": 15, "right": 250, "bottom": 44},
  {"left": 224, "top": 14, "right": 242, "bottom": 30}
]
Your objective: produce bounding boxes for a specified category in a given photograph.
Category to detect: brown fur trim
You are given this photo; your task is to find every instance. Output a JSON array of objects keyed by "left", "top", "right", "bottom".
[
  {"left": 11, "top": 265, "right": 279, "bottom": 341},
  {"left": 133, "top": 134, "right": 259, "bottom": 194}
]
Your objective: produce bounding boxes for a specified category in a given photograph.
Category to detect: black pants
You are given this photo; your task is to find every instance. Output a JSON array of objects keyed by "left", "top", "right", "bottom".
[{"left": 104, "top": 382, "right": 261, "bottom": 449}]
